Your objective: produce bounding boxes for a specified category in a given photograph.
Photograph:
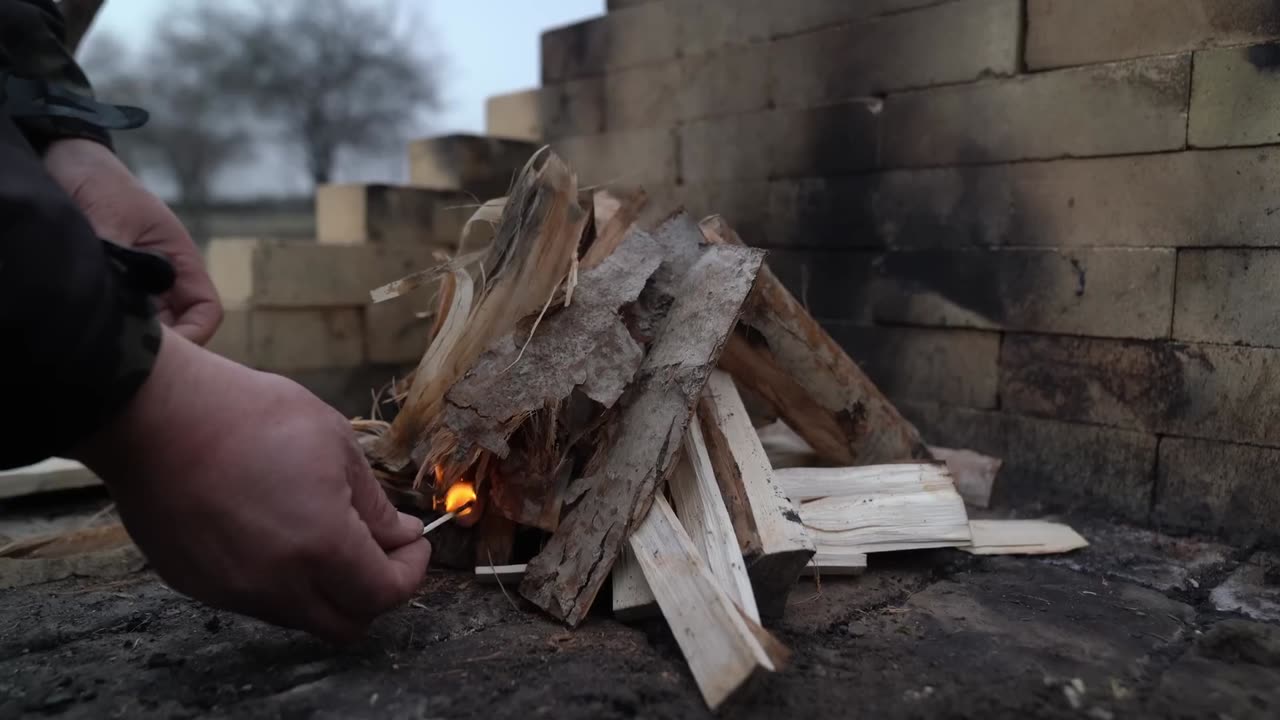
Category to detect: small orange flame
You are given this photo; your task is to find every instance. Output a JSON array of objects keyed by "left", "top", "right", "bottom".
[{"left": 444, "top": 481, "right": 477, "bottom": 517}]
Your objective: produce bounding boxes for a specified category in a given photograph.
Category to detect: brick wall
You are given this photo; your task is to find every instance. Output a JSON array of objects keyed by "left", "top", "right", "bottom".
[{"left": 485, "top": 0, "right": 1280, "bottom": 543}]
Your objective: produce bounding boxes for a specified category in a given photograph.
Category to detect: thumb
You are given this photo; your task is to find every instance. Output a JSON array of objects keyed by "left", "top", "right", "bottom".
[{"left": 345, "top": 446, "right": 424, "bottom": 551}]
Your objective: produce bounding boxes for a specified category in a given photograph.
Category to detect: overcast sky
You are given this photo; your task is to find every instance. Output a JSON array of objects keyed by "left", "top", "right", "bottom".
[{"left": 86, "top": 0, "right": 603, "bottom": 195}]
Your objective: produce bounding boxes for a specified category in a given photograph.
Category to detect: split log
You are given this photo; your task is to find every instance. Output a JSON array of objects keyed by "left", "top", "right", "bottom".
[
  {"left": 700, "top": 215, "right": 929, "bottom": 465},
  {"left": 961, "top": 520, "right": 1088, "bottom": 556},
  {"left": 612, "top": 544, "right": 658, "bottom": 621},
  {"left": 776, "top": 462, "right": 953, "bottom": 502},
  {"left": 669, "top": 421, "right": 760, "bottom": 622},
  {"left": 380, "top": 148, "right": 587, "bottom": 475},
  {"left": 519, "top": 222, "right": 764, "bottom": 627},
  {"left": 629, "top": 495, "right": 788, "bottom": 710},
  {"left": 700, "top": 370, "right": 815, "bottom": 619},
  {"left": 778, "top": 465, "right": 971, "bottom": 554},
  {"left": 802, "top": 548, "right": 868, "bottom": 577},
  {"left": 436, "top": 229, "right": 666, "bottom": 528}
]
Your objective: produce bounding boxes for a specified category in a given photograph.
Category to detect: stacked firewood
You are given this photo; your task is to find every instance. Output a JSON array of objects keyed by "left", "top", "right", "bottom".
[{"left": 352, "top": 148, "right": 1085, "bottom": 710}]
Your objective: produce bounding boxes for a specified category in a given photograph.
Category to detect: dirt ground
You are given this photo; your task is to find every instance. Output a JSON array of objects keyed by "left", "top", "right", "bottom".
[{"left": 3, "top": 517, "right": 1280, "bottom": 720}]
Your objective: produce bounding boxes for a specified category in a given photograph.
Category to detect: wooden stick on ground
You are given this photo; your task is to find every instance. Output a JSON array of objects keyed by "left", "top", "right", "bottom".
[
  {"left": 777, "top": 465, "right": 971, "bottom": 555},
  {"left": 700, "top": 216, "right": 930, "bottom": 465},
  {"left": 612, "top": 544, "right": 658, "bottom": 621},
  {"left": 700, "top": 370, "right": 814, "bottom": 619},
  {"left": 629, "top": 495, "right": 788, "bottom": 710}
]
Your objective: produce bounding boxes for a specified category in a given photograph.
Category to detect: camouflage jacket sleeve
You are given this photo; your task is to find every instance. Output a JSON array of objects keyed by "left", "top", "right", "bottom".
[
  {"left": 0, "top": 0, "right": 170, "bottom": 470},
  {"left": 0, "top": 0, "right": 146, "bottom": 153}
]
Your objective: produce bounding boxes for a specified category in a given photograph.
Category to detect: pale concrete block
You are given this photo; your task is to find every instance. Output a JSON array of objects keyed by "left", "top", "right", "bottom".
[
  {"left": 540, "top": 77, "right": 606, "bottom": 140},
  {"left": 813, "top": 148, "right": 1280, "bottom": 250},
  {"left": 902, "top": 402, "right": 1157, "bottom": 522},
  {"left": 207, "top": 238, "right": 437, "bottom": 308},
  {"left": 829, "top": 326, "right": 1001, "bottom": 409},
  {"left": 1028, "top": 0, "right": 1280, "bottom": 70},
  {"left": 679, "top": 45, "right": 773, "bottom": 122},
  {"left": 872, "top": 248, "right": 1176, "bottom": 338},
  {"left": 250, "top": 309, "right": 364, "bottom": 372},
  {"left": 882, "top": 55, "right": 1191, "bottom": 166},
  {"left": 1156, "top": 438, "right": 1280, "bottom": 542},
  {"left": 771, "top": 0, "right": 1020, "bottom": 107},
  {"left": 205, "top": 238, "right": 257, "bottom": 310},
  {"left": 366, "top": 299, "right": 434, "bottom": 365},
  {"left": 315, "top": 184, "right": 472, "bottom": 247},
  {"left": 1175, "top": 250, "right": 1280, "bottom": 346},
  {"left": 1190, "top": 43, "right": 1280, "bottom": 148},
  {"left": 407, "top": 135, "right": 538, "bottom": 199},
  {"left": 541, "top": 4, "right": 678, "bottom": 82},
  {"left": 603, "top": 60, "right": 682, "bottom": 132},
  {"left": 1002, "top": 334, "right": 1280, "bottom": 447},
  {"left": 551, "top": 128, "right": 678, "bottom": 187},
  {"left": 680, "top": 102, "right": 880, "bottom": 183},
  {"left": 485, "top": 89, "right": 542, "bottom": 141},
  {"left": 206, "top": 308, "right": 251, "bottom": 365},
  {"left": 764, "top": 0, "right": 943, "bottom": 38}
]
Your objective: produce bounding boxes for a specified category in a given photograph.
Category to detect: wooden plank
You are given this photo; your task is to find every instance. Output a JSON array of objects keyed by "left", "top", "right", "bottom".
[
  {"left": 787, "top": 467, "right": 972, "bottom": 554},
  {"left": 802, "top": 548, "right": 869, "bottom": 577},
  {"left": 701, "top": 215, "right": 930, "bottom": 465},
  {"left": 520, "top": 235, "right": 765, "bottom": 627},
  {"left": 474, "top": 564, "right": 527, "bottom": 585},
  {"left": 701, "top": 370, "right": 815, "bottom": 618},
  {"left": 669, "top": 422, "right": 761, "bottom": 622},
  {"left": 630, "top": 495, "right": 786, "bottom": 710},
  {"left": 961, "top": 520, "right": 1088, "bottom": 556},
  {"left": 0, "top": 459, "right": 101, "bottom": 501},
  {"left": 612, "top": 544, "right": 658, "bottom": 621},
  {"left": 775, "top": 463, "right": 952, "bottom": 502}
]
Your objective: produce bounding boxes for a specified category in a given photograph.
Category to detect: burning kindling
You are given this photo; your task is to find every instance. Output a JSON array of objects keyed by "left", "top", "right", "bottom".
[{"left": 350, "top": 147, "right": 1085, "bottom": 710}]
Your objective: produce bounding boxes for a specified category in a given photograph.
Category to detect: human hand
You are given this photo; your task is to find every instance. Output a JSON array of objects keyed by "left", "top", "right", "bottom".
[
  {"left": 73, "top": 328, "right": 431, "bottom": 643},
  {"left": 42, "top": 138, "right": 223, "bottom": 346}
]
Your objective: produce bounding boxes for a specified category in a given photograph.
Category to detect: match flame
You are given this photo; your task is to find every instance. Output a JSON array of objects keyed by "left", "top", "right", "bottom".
[{"left": 445, "top": 480, "right": 477, "bottom": 517}]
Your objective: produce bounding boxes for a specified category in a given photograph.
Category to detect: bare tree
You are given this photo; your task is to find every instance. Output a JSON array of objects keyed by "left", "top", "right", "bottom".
[
  {"left": 183, "top": 0, "right": 442, "bottom": 186},
  {"left": 78, "top": 29, "right": 253, "bottom": 243}
]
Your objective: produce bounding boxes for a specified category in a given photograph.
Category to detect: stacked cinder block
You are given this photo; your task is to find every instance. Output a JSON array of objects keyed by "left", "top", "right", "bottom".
[
  {"left": 483, "top": 0, "right": 1280, "bottom": 542},
  {"left": 205, "top": 138, "right": 538, "bottom": 417}
]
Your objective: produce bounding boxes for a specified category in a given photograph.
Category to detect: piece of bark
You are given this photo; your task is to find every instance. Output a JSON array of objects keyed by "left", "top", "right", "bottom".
[
  {"left": 629, "top": 495, "right": 787, "bottom": 710},
  {"left": 929, "top": 446, "right": 1001, "bottom": 509},
  {"left": 437, "top": 229, "right": 663, "bottom": 462},
  {"left": 385, "top": 149, "right": 585, "bottom": 470},
  {"left": 701, "top": 215, "right": 929, "bottom": 465},
  {"left": 669, "top": 421, "right": 761, "bottom": 622},
  {"left": 780, "top": 466, "right": 972, "bottom": 554},
  {"left": 519, "top": 235, "right": 764, "bottom": 627},
  {"left": 961, "top": 520, "right": 1088, "bottom": 556},
  {"left": 700, "top": 370, "right": 815, "bottom": 619},
  {"left": 431, "top": 229, "right": 665, "bottom": 529}
]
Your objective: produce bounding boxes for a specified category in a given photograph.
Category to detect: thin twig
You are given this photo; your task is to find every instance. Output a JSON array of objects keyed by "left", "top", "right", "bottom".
[{"left": 487, "top": 548, "right": 521, "bottom": 613}]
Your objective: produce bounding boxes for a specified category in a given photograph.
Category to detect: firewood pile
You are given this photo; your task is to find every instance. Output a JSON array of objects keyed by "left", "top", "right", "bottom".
[{"left": 352, "top": 148, "right": 1086, "bottom": 710}]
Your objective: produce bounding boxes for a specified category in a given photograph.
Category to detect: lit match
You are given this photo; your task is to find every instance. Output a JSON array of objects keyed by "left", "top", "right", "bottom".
[{"left": 422, "top": 499, "right": 475, "bottom": 535}]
